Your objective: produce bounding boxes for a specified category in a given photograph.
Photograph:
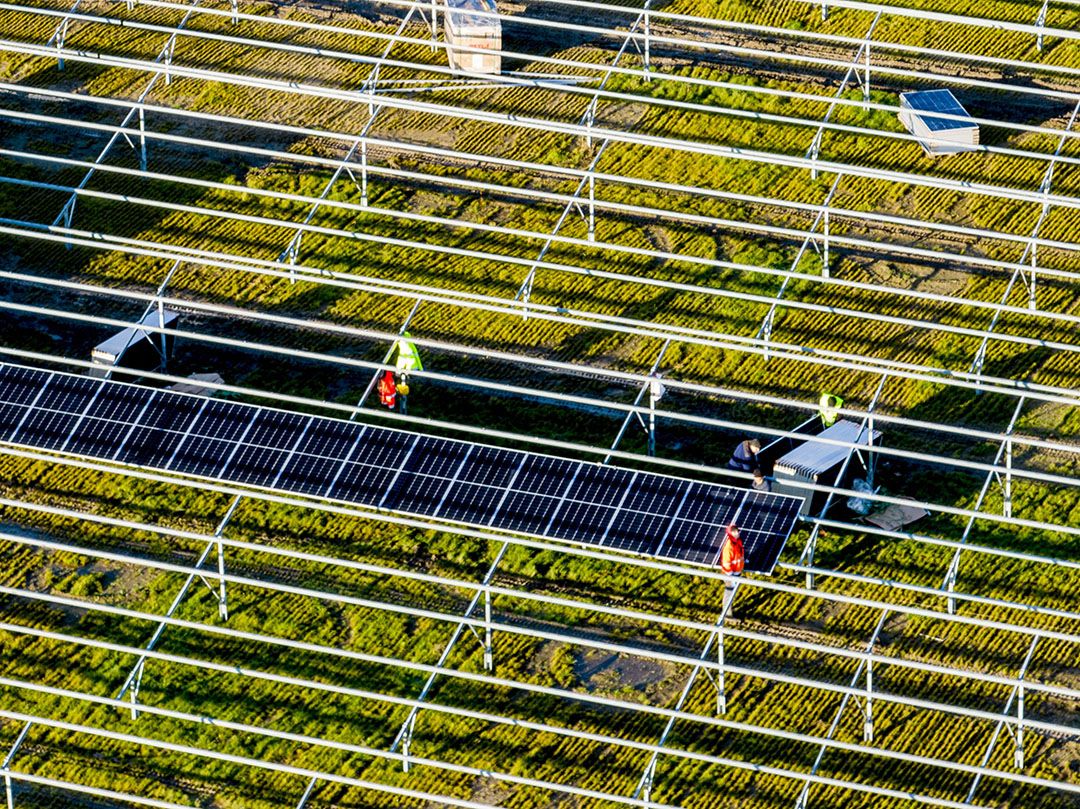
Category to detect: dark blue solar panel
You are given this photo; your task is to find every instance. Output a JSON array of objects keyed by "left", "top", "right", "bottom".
[
  {"left": 0, "top": 364, "right": 804, "bottom": 574},
  {"left": 12, "top": 375, "right": 100, "bottom": 450},
  {"left": 736, "top": 489, "right": 803, "bottom": 574},
  {"left": 490, "top": 455, "right": 578, "bottom": 535},
  {"left": 66, "top": 384, "right": 150, "bottom": 457},
  {"left": 660, "top": 483, "right": 744, "bottom": 565},
  {"left": 438, "top": 446, "right": 520, "bottom": 524},
  {"left": 0, "top": 366, "right": 52, "bottom": 442},
  {"left": 904, "top": 89, "right": 974, "bottom": 133},
  {"left": 278, "top": 421, "right": 364, "bottom": 495},
  {"left": 167, "top": 400, "right": 255, "bottom": 478},
  {"left": 224, "top": 410, "right": 310, "bottom": 488},
  {"left": 383, "top": 436, "right": 471, "bottom": 514},
  {"left": 604, "top": 475, "right": 688, "bottom": 553},
  {"left": 548, "top": 464, "right": 634, "bottom": 544},
  {"left": 116, "top": 391, "right": 205, "bottom": 467}
]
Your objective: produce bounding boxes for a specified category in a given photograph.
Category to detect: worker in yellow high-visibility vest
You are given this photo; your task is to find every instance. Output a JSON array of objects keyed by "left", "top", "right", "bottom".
[
  {"left": 395, "top": 333, "right": 423, "bottom": 373},
  {"left": 395, "top": 334, "right": 423, "bottom": 414},
  {"left": 819, "top": 393, "right": 843, "bottom": 427}
]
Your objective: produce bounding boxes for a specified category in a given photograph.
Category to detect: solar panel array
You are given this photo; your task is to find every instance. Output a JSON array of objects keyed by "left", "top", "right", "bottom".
[
  {"left": 0, "top": 363, "right": 803, "bottom": 573},
  {"left": 902, "top": 89, "right": 976, "bottom": 132}
]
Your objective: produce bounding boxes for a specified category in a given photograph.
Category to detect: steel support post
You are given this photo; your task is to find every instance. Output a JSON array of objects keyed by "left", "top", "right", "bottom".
[
  {"left": 864, "top": 657, "right": 873, "bottom": 742},
  {"left": 0, "top": 526, "right": 224, "bottom": 787},
  {"left": 54, "top": 18, "right": 69, "bottom": 70},
  {"left": 756, "top": 173, "right": 843, "bottom": 360},
  {"left": 50, "top": 0, "right": 204, "bottom": 235},
  {"left": 128, "top": 661, "right": 144, "bottom": 720},
  {"left": 388, "top": 543, "right": 510, "bottom": 761},
  {"left": 716, "top": 623, "right": 726, "bottom": 715},
  {"left": 822, "top": 209, "right": 830, "bottom": 277},
  {"left": 588, "top": 172, "right": 595, "bottom": 241},
  {"left": 514, "top": 0, "right": 652, "bottom": 313},
  {"left": 794, "top": 610, "right": 888, "bottom": 809},
  {"left": 632, "top": 582, "right": 741, "bottom": 805},
  {"left": 216, "top": 536, "right": 228, "bottom": 620},
  {"left": 965, "top": 637, "right": 1039, "bottom": 803},
  {"left": 401, "top": 713, "right": 416, "bottom": 772},
  {"left": 361, "top": 139, "right": 368, "bottom": 206},
  {"left": 483, "top": 586, "right": 493, "bottom": 671},
  {"left": 969, "top": 100, "right": 1078, "bottom": 386},
  {"left": 805, "top": 14, "right": 880, "bottom": 180},
  {"left": 641, "top": 758, "right": 656, "bottom": 805},
  {"left": 1015, "top": 685, "right": 1025, "bottom": 769},
  {"left": 1003, "top": 438, "right": 1013, "bottom": 519},
  {"left": 1035, "top": 0, "right": 1049, "bottom": 51},
  {"left": 603, "top": 340, "right": 669, "bottom": 463},
  {"left": 863, "top": 43, "right": 871, "bottom": 106},
  {"left": 942, "top": 398, "right": 1024, "bottom": 613},
  {"left": 643, "top": 9, "right": 651, "bottom": 79}
]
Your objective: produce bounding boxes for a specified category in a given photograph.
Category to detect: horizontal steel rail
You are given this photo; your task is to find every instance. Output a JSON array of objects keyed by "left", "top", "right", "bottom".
[
  {"left": 5, "top": 223, "right": 1079, "bottom": 421},
  {"left": 4, "top": 83, "right": 1080, "bottom": 269},
  {"left": 5, "top": 2, "right": 1080, "bottom": 158},
  {"left": 3, "top": 440, "right": 1079, "bottom": 634},
  {"left": 1, "top": 301, "right": 1076, "bottom": 503},
  {"left": 3, "top": 527, "right": 1080, "bottom": 703},
  {"left": 115, "top": 0, "right": 1080, "bottom": 81},
  {"left": 3, "top": 171, "right": 1080, "bottom": 373},
  {"left": 4, "top": 135, "right": 1080, "bottom": 325},
  {"left": 1, "top": 585, "right": 1077, "bottom": 799},
  {"left": 2, "top": 41, "right": 1078, "bottom": 215}
]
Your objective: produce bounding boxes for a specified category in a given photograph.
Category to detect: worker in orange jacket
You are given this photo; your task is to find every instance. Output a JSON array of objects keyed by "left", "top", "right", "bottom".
[
  {"left": 377, "top": 370, "right": 397, "bottom": 409},
  {"left": 719, "top": 524, "right": 745, "bottom": 576}
]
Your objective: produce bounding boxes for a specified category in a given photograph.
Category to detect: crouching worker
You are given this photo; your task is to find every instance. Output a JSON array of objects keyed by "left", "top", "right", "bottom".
[
  {"left": 719, "top": 523, "right": 745, "bottom": 577},
  {"left": 727, "top": 438, "right": 761, "bottom": 474}
]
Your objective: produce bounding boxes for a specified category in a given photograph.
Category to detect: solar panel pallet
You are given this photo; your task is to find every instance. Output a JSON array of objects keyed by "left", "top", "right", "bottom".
[
  {"left": 445, "top": 0, "right": 501, "bottom": 74},
  {"left": 771, "top": 418, "right": 881, "bottom": 518},
  {"left": 0, "top": 362, "right": 805, "bottom": 575},
  {"left": 90, "top": 309, "right": 178, "bottom": 378},
  {"left": 899, "top": 89, "right": 979, "bottom": 156}
]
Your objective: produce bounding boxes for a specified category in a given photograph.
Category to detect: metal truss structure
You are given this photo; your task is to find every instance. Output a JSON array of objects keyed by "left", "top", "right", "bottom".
[{"left": 0, "top": 0, "right": 1078, "bottom": 806}]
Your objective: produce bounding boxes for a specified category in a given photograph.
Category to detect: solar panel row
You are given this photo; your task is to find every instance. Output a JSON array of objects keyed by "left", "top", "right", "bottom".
[{"left": 0, "top": 364, "right": 803, "bottom": 573}]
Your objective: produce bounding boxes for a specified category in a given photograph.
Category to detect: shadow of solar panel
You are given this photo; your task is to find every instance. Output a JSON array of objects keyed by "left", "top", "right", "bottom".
[
  {"left": 13, "top": 375, "right": 100, "bottom": 450},
  {"left": 438, "top": 446, "right": 519, "bottom": 524},
  {"left": 67, "top": 385, "right": 153, "bottom": 457},
  {"left": 278, "top": 421, "right": 365, "bottom": 495},
  {"left": 0, "top": 366, "right": 51, "bottom": 441},
  {"left": 490, "top": 455, "right": 578, "bottom": 534},
  {"left": 118, "top": 391, "right": 205, "bottom": 467},
  {"left": 382, "top": 436, "right": 470, "bottom": 513},
  {"left": 168, "top": 401, "right": 256, "bottom": 478},
  {"left": 224, "top": 410, "right": 309, "bottom": 487}
]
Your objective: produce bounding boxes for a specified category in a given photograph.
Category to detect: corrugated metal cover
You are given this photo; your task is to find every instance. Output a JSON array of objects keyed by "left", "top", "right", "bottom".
[
  {"left": 774, "top": 419, "right": 881, "bottom": 479},
  {"left": 94, "top": 310, "right": 178, "bottom": 358}
]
